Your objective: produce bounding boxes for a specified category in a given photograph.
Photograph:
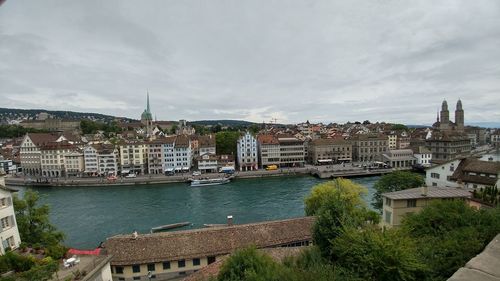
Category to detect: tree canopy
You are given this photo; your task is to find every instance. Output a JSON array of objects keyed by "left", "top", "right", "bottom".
[
  {"left": 0, "top": 125, "right": 48, "bottom": 138},
  {"left": 372, "top": 171, "right": 424, "bottom": 211},
  {"left": 216, "top": 131, "right": 241, "bottom": 155},
  {"left": 13, "top": 190, "right": 65, "bottom": 259}
]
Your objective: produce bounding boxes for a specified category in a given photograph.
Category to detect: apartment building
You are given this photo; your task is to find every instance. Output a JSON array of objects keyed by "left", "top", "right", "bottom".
[
  {"left": 277, "top": 135, "right": 305, "bottom": 167},
  {"left": 0, "top": 172, "right": 21, "bottom": 255},
  {"left": 307, "top": 138, "right": 352, "bottom": 165},
  {"left": 237, "top": 132, "right": 258, "bottom": 171},
  {"left": 382, "top": 149, "right": 416, "bottom": 170},
  {"left": 119, "top": 142, "right": 149, "bottom": 175},
  {"left": 147, "top": 135, "right": 192, "bottom": 174},
  {"left": 257, "top": 134, "right": 280, "bottom": 169},
  {"left": 84, "top": 144, "right": 119, "bottom": 176},
  {"left": 40, "top": 141, "right": 78, "bottom": 177},
  {"left": 350, "top": 134, "right": 388, "bottom": 162},
  {"left": 19, "top": 133, "right": 59, "bottom": 175}
]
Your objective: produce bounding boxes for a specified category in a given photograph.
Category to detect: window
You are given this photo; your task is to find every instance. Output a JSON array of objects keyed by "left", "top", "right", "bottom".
[
  {"left": 432, "top": 182, "right": 437, "bottom": 187},
  {"left": 118, "top": 278, "right": 125, "bottom": 281},
  {"left": 178, "top": 260, "right": 186, "bottom": 268},
  {"left": 133, "top": 277, "right": 140, "bottom": 281},
  {"left": 385, "top": 197, "right": 391, "bottom": 207},
  {"left": 132, "top": 264, "right": 141, "bottom": 273},
  {"left": 431, "top": 172, "right": 440, "bottom": 179},
  {"left": 115, "top": 266, "right": 124, "bottom": 274},
  {"left": 208, "top": 256, "right": 216, "bottom": 264},
  {"left": 384, "top": 210, "right": 392, "bottom": 224},
  {"left": 193, "top": 258, "right": 200, "bottom": 266},
  {"left": 179, "top": 271, "right": 187, "bottom": 276},
  {"left": 1, "top": 217, "right": 10, "bottom": 229},
  {"left": 163, "top": 261, "right": 170, "bottom": 270},
  {"left": 147, "top": 263, "right": 155, "bottom": 271},
  {"left": 407, "top": 199, "right": 417, "bottom": 208}
]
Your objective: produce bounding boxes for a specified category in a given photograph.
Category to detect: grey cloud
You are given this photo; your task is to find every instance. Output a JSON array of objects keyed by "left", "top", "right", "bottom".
[{"left": 0, "top": 0, "right": 499, "bottom": 124}]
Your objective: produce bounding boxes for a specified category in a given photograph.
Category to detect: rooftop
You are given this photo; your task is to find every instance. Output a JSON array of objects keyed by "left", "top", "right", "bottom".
[
  {"left": 103, "top": 217, "right": 314, "bottom": 266},
  {"left": 383, "top": 187, "right": 471, "bottom": 200}
]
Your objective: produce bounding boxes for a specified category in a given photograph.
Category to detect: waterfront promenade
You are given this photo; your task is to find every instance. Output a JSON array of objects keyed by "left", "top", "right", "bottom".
[{"left": 5, "top": 163, "right": 392, "bottom": 187}]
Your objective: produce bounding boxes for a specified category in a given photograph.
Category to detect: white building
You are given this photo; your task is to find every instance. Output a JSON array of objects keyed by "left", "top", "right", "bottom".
[
  {"left": 84, "top": 144, "right": 119, "bottom": 176},
  {"left": 382, "top": 149, "right": 416, "bottom": 170},
  {"left": 413, "top": 146, "right": 432, "bottom": 167},
  {"left": 425, "top": 159, "right": 462, "bottom": 188},
  {"left": 237, "top": 132, "right": 258, "bottom": 171},
  {"left": 19, "top": 133, "right": 59, "bottom": 175},
  {"left": 0, "top": 172, "right": 21, "bottom": 255},
  {"left": 196, "top": 154, "right": 218, "bottom": 173},
  {"left": 148, "top": 135, "right": 192, "bottom": 174}
]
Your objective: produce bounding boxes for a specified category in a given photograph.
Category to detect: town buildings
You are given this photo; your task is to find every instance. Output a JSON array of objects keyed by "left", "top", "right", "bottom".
[
  {"left": 19, "top": 117, "right": 80, "bottom": 132},
  {"left": 103, "top": 217, "right": 314, "bottom": 281},
  {"left": 83, "top": 144, "right": 119, "bottom": 176},
  {"left": 20, "top": 133, "right": 60, "bottom": 175},
  {"left": 40, "top": 141, "right": 79, "bottom": 177},
  {"left": 426, "top": 100, "right": 471, "bottom": 162},
  {"left": 350, "top": 134, "right": 388, "bottom": 162},
  {"left": 147, "top": 135, "right": 192, "bottom": 175},
  {"left": 257, "top": 134, "right": 280, "bottom": 169},
  {"left": 237, "top": 132, "right": 258, "bottom": 171},
  {"left": 425, "top": 157, "right": 500, "bottom": 189},
  {"left": 381, "top": 186, "right": 471, "bottom": 228},
  {"left": 0, "top": 171, "right": 21, "bottom": 255},
  {"left": 412, "top": 146, "right": 432, "bottom": 167},
  {"left": 307, "top": 138, "right": 352, "bottom": 165},
  {"left": 277, "top": 134, "right": 305, "bottom": 167},
  {"left": 119, "top": 142, "right": 149, "bottom": 175},
  {"left": 382, "top": 149, "right": 416, "bottom": 170}
]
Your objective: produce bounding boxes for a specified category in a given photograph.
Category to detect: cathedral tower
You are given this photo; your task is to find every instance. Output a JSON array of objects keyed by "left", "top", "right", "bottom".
[
  {"left": 440, "top": 100, "right": 450, "bottom": 130},
  {"left": 455, "top": 99, "right": 464, "bottom": 131}
]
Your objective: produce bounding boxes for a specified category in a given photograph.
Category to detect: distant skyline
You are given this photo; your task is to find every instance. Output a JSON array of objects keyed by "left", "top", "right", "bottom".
[{"left": 1, "top": 1, "right": 499, "bottom": 125}]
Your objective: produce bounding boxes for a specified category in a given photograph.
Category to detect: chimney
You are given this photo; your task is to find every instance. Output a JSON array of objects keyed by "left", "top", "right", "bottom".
[
  {"left": 227, "top": 215, "right": 233, "bottom": 226},
  {"left": 421, "top": 186, "right": 428, "bottom": 197}
]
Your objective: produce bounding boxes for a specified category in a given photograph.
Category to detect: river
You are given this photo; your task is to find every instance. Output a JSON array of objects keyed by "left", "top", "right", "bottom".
[{"left": 21, "top": 175, "right": 380, "bottom": 249}]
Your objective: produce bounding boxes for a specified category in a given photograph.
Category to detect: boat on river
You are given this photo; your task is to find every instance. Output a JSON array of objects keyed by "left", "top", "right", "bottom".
[
  {"left": 190, "top": 177, "right": 231, "bottom": 187},
  {"left": 151, "top": 222, "right": 191, "bottom": 233}
]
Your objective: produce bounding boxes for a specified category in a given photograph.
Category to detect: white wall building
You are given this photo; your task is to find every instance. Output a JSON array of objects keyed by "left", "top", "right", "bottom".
[
  {"left": 413, "top": 146, "right": 432, "bottom": 167},
  {"left": 0, "top": 172, "right": 21, "bottom": 255},
  {"left": 237, "top": 132, "right": 258, "bottom": 171},
  {"left": 425, "top": 159, "right": 462, "bottom": 188}
]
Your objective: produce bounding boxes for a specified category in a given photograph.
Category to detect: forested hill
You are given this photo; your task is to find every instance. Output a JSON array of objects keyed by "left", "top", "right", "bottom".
[
  {"left": 190, "top": 120, "right": 258, "bottom": 126},
  {"left": 0, "top": 107, "right": 133, "bottom": 123}
]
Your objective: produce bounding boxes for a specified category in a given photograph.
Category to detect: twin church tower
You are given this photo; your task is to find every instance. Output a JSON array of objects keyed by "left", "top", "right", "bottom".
[{"left": 433, "top": 99, "right": 464, "bottom": 132}]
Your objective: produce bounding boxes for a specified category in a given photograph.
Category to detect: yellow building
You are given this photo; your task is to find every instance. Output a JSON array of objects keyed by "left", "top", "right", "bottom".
[
  {"left": 381, "top": 187, "right": 471, "bottom": 228},
  {"left": 102, "top": 217, "right": 314, "bottom": 281},
  {"left": 119, "top": 142, "right": 148, "bottom": 175}
]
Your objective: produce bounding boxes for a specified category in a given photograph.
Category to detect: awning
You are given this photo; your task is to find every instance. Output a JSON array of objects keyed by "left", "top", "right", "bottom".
[
  {"left": 318, "top": 159, "right": 333, "bottom": 163},
  {"left": 182, "top": 167, "right": 190, "bottom": 171},
  {"left": 165, "top": 168, "right": 174, "bottom": 172},
  {"left": 175, "top": 167, "right": 182, "bottom": 171},
  {"left": 121, "top": 169, "right": 130, "bottom": 174}
]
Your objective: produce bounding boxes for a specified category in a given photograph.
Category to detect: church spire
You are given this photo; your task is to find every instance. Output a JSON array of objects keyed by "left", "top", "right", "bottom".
[
  {"left": 146, "top": 91, "right": 151, "bottom": 114},
  {"left": 437, "top": 109, "right": 440, "bottom": 122}
]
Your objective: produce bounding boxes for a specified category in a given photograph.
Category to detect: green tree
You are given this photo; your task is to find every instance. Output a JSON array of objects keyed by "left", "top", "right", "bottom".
[
  {"left": 13, "top": 190, "right": 65, "bottom": 258},
  {"left": 372, "top": 171, "right": 424, "bottom": 211},
  {"left": 304, "top": 178, "right": 368, "bottom": 216},
  {"left": 391, "top": 124, "right": 408, "bottom": 131},
  {"left": 331, "top": 226, "right": 427, "bottom": 281},
  {"left": 218, "top": 247, "right": 285, "bottom": 281},
  {"left": 401, "top": 200, "right": 500, "bottom": 280},
  {"left": 216, "top": 131, "right": 241, "bottom": 156},
  {"left": 306, "top": 179, "right": 379, "bottom": 259},
  {"left": 169, "top": 124, "right": 178, "bottom": 135}
]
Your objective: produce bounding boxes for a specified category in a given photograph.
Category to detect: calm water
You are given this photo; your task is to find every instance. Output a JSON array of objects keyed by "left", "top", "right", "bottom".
[{"left": 20, "top": 176, "right": 379, "bottom": 249}]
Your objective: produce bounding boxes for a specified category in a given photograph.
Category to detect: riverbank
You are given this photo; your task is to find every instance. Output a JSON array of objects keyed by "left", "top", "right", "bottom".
[{"left": 5, "top": 165, "right": 392, "bottom": 187}]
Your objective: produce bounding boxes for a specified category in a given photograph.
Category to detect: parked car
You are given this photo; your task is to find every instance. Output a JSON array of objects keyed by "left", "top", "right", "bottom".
[
  {"left": 192, "top": 171, "right": 201, "bottom": 176},
  {"left": 125, "top": 173, "right": 137, "bottom": 178}
]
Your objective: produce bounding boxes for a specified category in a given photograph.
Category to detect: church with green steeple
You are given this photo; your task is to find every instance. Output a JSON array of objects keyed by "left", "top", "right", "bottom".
[{"left": 140, "top": 92, "right": 154, "bottom": 138}]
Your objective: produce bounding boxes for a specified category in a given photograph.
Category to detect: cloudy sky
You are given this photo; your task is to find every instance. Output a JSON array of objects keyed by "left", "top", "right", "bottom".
[{"left": 1, "top": 1, "right": 499, "bottom": 124}]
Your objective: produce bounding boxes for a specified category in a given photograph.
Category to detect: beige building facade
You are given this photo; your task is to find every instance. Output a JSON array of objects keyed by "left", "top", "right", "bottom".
[
  {"left": 307, "top": 138, "right": 352, "bottom": 165},
  {"left": 381, "top": 187, "right": 471, "bottom": 228}
]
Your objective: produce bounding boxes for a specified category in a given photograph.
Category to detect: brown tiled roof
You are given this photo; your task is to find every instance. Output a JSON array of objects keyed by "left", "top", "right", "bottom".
[
  {"left": 198, "top": 135, "right": 216, "bottom": 148},
  {"left": 310, "top": 138, "right": 349, "bottom": 146},
  {"left": 27, "top": 133, "right": 60, "bottom": 146},
  {"left": 450, "top": 158, "right": 500, "bottom": 186},
  {"left": 257, "top": 134, "right": 279, "bottom": 145},
  {"left": 175, "top": 135, "right": 190, "bottom": 148},
  {"left": 349, "top": 133, "right": 387, "bottom": 141},
  {"left": 40, "top": 141, "right": 76, "bottom": 151},
  {"left": 383, "top": 187, "right": 471, "bottom": 200},
  {"left": 91, "top": 144, "right": 116, "bottom": 154},
  {"left": 103, "top": 217, "right": 314, "bottom": 266}
]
